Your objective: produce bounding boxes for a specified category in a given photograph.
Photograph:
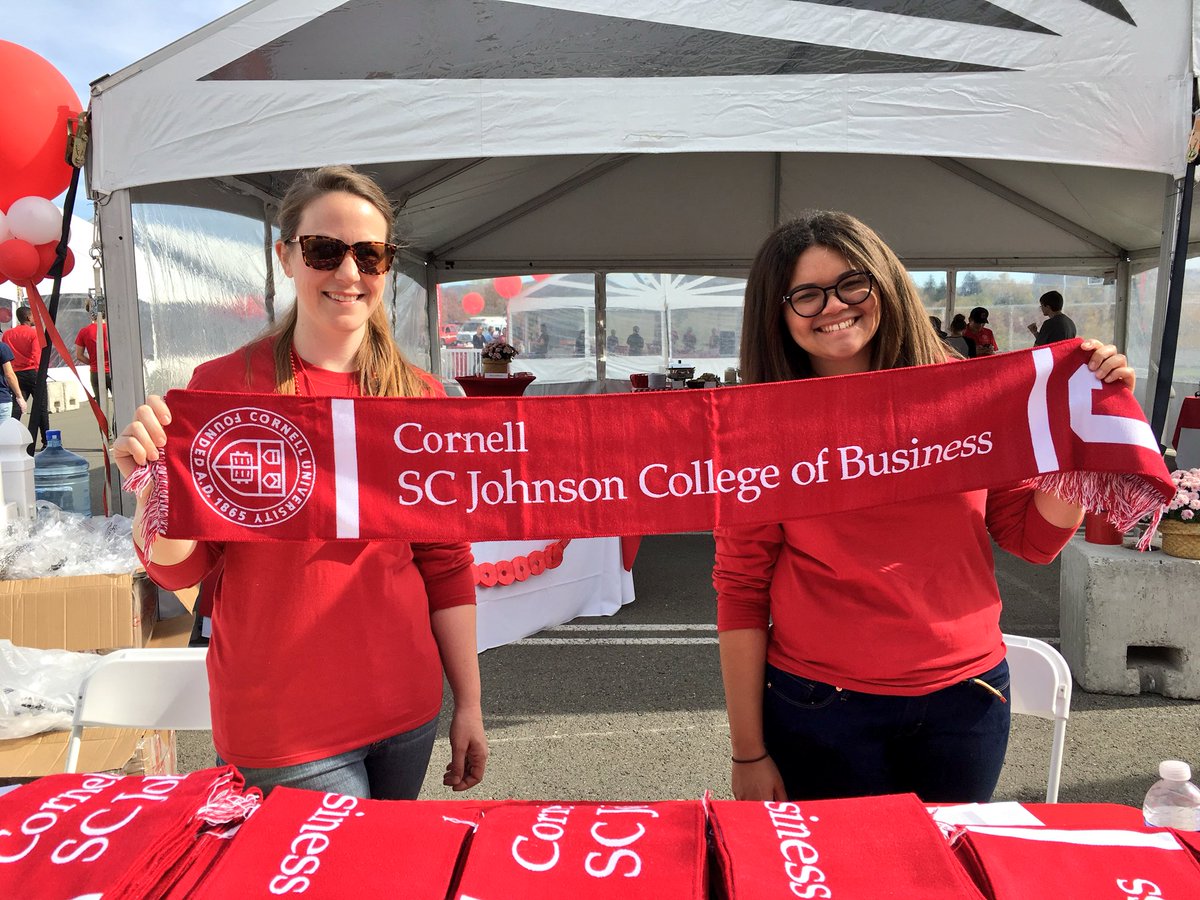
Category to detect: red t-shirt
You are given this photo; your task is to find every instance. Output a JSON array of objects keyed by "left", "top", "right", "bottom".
[
  {"left": 966, "top": 325, "right": 998, "bottom": 354},
  {"left": 1, "top": 324, "right": 38, "bottom": 371},
  {"left": 138, "top": 340, "right": 476, "bottom": 767},
  {"left": 74, "top": 321, "right": 111, "bottom": 372},
  {"left": 714, "top": 484, "right": 1076, "bottom": 693}
]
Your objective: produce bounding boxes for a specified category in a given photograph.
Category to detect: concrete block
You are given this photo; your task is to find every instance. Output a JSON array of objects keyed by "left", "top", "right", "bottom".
[
  {"left": 44, "top": 380, "right": 81, "bottom": 413},
  {"left": 1060, "top": 536, "right": 1200, "bottom": 699}
]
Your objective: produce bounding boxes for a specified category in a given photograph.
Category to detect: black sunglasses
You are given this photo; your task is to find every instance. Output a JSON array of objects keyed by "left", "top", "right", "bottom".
[
  {"left": 782, "top": 271, "right": 875, "bottom": 318},
  {"left": 287, "top": 235, "right": 397, "bottom": 275}
]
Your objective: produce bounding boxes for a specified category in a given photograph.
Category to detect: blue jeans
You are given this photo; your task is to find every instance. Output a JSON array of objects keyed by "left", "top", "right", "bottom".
[
  {"left": 0, "top": 402, "right": 10, "bottom": 420},
  {"left": 220, "top": 717, "right": 437, "bottom": 800},
  {"left": 763, "top": 660, "right": 1011, "bottom": 803}
]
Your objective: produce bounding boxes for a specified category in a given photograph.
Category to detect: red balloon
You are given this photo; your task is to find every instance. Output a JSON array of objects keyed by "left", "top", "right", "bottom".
[
  {"left": 0, "top": 238, "right": 40, "bottom": 281},
  {"left": 33, "top": 241, "right": 73, "bottom": 281},
  {"left": 531, "top": 273, "right": 551, "bottom": 282},
  {"left": 0, "top": 308, "right": 10, "bottom": 324},
  {"left": 0, "top": 41, "right": 82, "bottom": 210},
  {"left": 462, "top": 291, "right": 485, "bottom": 316},
  {"left": 493, "top": 275, "right": 522, "bottom": 299}
]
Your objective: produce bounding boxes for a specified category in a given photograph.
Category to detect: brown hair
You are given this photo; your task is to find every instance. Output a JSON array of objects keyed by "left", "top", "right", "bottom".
[
  {"left": 262, "top": 165, "right": 432, "bottom": 397},
  {"left": 739, "top": 211, "right": 950, "bottom": 383}
]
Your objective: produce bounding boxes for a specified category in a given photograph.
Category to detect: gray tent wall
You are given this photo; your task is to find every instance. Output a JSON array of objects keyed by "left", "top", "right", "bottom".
[{"left": 86, "top": 1, "right": 1197, "bottom": 513}]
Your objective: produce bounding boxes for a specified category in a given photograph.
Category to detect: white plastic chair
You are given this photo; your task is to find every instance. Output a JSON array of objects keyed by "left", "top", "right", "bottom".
[
  {"left": 1004, "top": 634, "right": 1072, "bottom": 803},
  {"left": 65, "top": 648, "right": 211, "bottom": 773}
]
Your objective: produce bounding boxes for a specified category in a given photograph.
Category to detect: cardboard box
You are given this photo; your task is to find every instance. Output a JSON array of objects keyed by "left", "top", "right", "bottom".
[
  {"left": 0, "top": 570, "right": 158, "bottom": 652},
  {"left": 0, "top": 728, "right": 175, "bottom": 779},
  {"left": 0, "top": 612, "right": 194, "bottom": 779}
]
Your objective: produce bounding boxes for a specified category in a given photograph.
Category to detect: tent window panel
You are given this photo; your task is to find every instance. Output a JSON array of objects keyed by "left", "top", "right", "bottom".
[
  {"left": 132, "top": 204, "right": 273, "bottom": 397},
  {"left": 910, "top": 271, "right": 948, "bottom": 324},
  {"left": 1129, "top": 261, "right": 1200, "bottom": 385},
  {"left": 954, "top": 271, "right": 1115, "bottom": 354}
]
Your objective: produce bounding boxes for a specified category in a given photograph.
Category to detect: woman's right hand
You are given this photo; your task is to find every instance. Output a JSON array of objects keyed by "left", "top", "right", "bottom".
[
  {"left": 731, "top": 754, "right": 788, "bottom": 801},
  {"left": 113, "top": 395, "right": 172, "bottom": 481}
]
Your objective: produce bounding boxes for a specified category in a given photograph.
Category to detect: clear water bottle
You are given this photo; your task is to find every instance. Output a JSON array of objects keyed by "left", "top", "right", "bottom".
[
  {"left": 33, "top": 430, "right": 92, "bottom": 516},
  {"left": 1142, "top": 760, "right": 1200, "bottom": 830}
]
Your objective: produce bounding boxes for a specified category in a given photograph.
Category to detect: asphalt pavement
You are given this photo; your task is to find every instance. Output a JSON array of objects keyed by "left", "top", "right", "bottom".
[{"left": 41, "top": 402, "right": 1200, "bottom": 806}]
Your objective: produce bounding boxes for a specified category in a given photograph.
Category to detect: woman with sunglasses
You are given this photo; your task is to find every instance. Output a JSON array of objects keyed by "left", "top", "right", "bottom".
[
  {"left": 714, "top": 211, "right": 1133, "bottom": 803},
  {"left": 113, "top": 166, "right": 486, "bottom": 799}
]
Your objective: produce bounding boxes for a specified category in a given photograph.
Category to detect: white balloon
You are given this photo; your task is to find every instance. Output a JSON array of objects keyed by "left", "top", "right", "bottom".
[
  {"left": 7, "top": 196, "right": 62, "bottom": 245},
  {"left": 0, "top": 211, "right": 9, "bottom": 243}
]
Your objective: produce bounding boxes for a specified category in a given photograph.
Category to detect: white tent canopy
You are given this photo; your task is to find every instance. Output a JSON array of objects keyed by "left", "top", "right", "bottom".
[{"left": 86, "top": 0, "right": 1198, "bottom": 499}]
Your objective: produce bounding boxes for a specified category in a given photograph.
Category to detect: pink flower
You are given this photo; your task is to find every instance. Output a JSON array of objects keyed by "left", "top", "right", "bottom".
[{"left": 1182, "top": 509, "right": 1195, "bottom": 521}]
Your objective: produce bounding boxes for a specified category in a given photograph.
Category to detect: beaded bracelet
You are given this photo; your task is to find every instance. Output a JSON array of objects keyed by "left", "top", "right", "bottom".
[{"left": 731, "top": 751, "right": 770, "bottom": 764}]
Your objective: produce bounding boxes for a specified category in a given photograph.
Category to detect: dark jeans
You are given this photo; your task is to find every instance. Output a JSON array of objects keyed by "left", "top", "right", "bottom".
[
  {"left": 14, "top": 369, "right": 48, "bottom": 447},
  {"left": 90, "top": 369, "right": 111, "bottom": 402},
  {"left": 763, "top": 659, "right": 1011, "bottom": 803}
]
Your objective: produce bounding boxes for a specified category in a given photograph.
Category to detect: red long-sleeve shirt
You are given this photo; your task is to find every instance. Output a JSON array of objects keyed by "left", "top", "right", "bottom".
[
  {"left": 713, "top": 484, "right": 1075, "bottom": 694},
  {"left": 139, "top": 341, "right": 476, "bottom": 767}
]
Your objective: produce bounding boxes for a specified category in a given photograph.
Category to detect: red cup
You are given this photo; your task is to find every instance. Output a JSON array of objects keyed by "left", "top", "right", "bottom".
[
  {"left": 630, "top": 373, "right": 649, "bottom": 388},
  {"left": 1084, "top": 511, "right": 1125, "bottom": 545}
]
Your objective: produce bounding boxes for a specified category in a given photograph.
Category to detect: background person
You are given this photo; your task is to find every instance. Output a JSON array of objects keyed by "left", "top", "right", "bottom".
[
  {"left": 2, "top": 306, "right": 46, "bottom": 445},
  {"left": 714, "top": 210, "right": 1133, "bottom": 804},
  {"left": 964, "top": 306, "right": 998, "bottom": 355},
  {"left": 0, "top": 339, "right": 25, "bottom": 420},
  {"left": 73, "top": 312, "right": 112, "bottom": 400},
  {"left": 113, "top": 166, "right": 487, "bottom": 800},
  {"left": 948, "top": 313, "right": 976, "bottom": 358},
  {"left": 626, "top": 325, "right": 645, "bottom": 355},
  {"left": 1028, "top": 290, "right": 1077, "bottom": 346}
]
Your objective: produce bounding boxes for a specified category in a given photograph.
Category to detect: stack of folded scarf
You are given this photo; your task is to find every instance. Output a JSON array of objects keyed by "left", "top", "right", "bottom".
[
  {"left": 0, "top": 766, "right": 260, "bottom": 899},
  {"left": 189, "top": 787, "right": 480, "bottom": 898},
  {"left": 452, "top": 800, "right": 706, "bottom": 898},
  {"left": 709, "top": 793, "right": 984, "bottom": 899}
]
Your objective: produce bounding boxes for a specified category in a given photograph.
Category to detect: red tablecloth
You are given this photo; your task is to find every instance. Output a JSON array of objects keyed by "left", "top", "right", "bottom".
[{"left": 455, "top": 373, "right": 536, "bottom": 396}]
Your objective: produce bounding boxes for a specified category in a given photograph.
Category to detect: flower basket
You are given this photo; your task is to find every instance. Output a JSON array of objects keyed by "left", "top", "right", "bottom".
[
  {"left": 481, "top": 358, "right": 510, "bottom": 375},
  {"left": 1160, "top": 520, "right": 1200, "bottom": 560}
]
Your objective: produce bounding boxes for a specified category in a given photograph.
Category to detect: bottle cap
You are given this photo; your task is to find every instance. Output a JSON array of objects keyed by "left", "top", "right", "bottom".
[
  {"left": 46, "top": 430, "right": 61, "bottom": 441},
  {"left": 1159, "top": 760, "right": 1192, "bottom": 781}
]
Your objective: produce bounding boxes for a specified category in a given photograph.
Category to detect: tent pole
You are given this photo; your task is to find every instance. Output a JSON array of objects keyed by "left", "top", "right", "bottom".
[
  {"left": 262, "top": 202, "right": 276, "bottom": 325},
  {"left": 1141, "top": 174, "right": 1183, "bottom": 426},
  {"left": 595, "top": 272, "right": 607, "bottom": 385},
  {"left": 95, "top": 189, "right": 145, "bottom": 516},
  {"left": 1113, "top": 257, "right": 1130, "bottom": 352},
  {"left": 424, "top": 261, "right": 441, "bottom": 377},
  {"left": 1149, "top": 161, "right": 1195, "bottom": 445},
  {"left": 772, "top": 153, "right": 782, "bottom": 227}
]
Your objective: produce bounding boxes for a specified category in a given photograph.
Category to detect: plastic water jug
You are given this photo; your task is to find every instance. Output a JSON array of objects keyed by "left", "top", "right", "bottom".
[{"left": 33, "top": 430, "right": 92, "bottom": 516}]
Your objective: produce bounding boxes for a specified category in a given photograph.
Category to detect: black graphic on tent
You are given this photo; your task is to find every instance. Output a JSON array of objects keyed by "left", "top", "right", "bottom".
[
  {"left": 204, "top": 0, "right": 1017, "bottom": 82},
  {"left": 797, "top": 1, "right": 1055, "bottom": 34},
  {"left": 213, "top": 440, "right": 289, "bottom": 499}
]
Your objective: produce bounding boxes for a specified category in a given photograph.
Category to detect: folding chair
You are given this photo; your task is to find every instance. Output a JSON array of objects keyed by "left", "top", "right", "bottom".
[
  {"left": 65, "top": 648, "right": 211, "bottom": 773},
  {"left": 1004, "top": 634, "right": 1072, "bottom": 803}
]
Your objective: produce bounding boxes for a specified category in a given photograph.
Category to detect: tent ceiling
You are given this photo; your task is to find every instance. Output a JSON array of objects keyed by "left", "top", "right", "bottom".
[{"left": 137, "top": 150, "right": 1173, "bottom": 278}]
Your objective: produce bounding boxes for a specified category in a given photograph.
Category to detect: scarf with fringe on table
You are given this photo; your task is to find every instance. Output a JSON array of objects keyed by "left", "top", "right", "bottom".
[{"left": 126, "top": 339, "right": 1172, "bottom": 549}]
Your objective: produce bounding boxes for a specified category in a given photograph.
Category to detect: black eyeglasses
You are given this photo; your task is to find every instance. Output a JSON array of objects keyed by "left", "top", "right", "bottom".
[
  {"left": 782, "top": 271, "right": 875, "bottom": 318},
  {"left": 286, "top": 235, "right": 397, "bottom": 275}
]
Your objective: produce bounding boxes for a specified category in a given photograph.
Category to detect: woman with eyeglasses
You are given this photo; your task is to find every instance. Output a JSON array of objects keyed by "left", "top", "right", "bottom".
[
  {"left": 714, "top": 211, "right": 1132, "bottom": 803},
  {"left": 112, "top": 166, "right": 487, "bottom": 799}
]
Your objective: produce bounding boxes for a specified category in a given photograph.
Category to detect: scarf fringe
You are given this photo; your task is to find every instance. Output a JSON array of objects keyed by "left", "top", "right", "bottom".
[
  {"left": 121, "top": 456, "right": 169, "bottom": 553},
  {"left": 197, "top": 773, "right": 262, "bottom": 826},
  {"left": 1029, "top": 470, "right": 1166, "bottom": 551}
]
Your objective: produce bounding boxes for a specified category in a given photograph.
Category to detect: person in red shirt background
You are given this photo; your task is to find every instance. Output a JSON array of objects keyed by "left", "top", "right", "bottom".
[
  {"left": 964, "top": 305, "right": 999, "bottom": 355},
  {"left": 715, "top": 211, "right": 1133, "bottom": 804},
  {"left": 74, "top": 313, "right": 112, "bottom": 401},
  {"left": 1, "top": 306, "right": 47, "bottom": 447},
  {"left": 112, "top": 165, "right": 487, "bottom": 800}
]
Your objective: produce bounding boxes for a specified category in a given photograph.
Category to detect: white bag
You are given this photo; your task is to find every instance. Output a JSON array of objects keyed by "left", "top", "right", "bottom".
[{"left": 0, "top": 640, "right": 101, "bottom": 739}]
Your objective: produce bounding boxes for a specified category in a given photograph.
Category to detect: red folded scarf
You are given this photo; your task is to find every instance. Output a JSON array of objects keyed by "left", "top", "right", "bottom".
[
  {"left": 953, "top": 825, "right": 1200, "bottom": 899},
  {"left": 129, "top": 340, "right": 1171, "bottom": 546},
  {"left": 0, "top": 766, "right": 259, "bottom": 899},
  {"left": 190, "top": 787, "right": 478, "bottom": 898},
  {"left": 709, "top": 794, "right": 985, "bottom": 899},
  {"left": 452, "top": 800, "right": 706, "bottom": 899}
]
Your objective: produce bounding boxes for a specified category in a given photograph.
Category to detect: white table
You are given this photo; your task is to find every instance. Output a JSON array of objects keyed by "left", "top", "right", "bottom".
[{"left": 472, "top": 537, "right": 635, "bottom": 651}]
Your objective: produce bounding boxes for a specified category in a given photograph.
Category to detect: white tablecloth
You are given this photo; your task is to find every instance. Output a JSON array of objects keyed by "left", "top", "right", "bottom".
[{"left": 472, "top": 538, "right": 635, "bottom": 651}]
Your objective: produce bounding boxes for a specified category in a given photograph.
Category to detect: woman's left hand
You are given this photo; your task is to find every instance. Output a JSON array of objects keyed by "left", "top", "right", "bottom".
[
  {"left": 444, "top": 705, "right": 488, "bottom": 792},
  {"left": 1080, "top": 339, "right": 1135, "bottom": 390}
]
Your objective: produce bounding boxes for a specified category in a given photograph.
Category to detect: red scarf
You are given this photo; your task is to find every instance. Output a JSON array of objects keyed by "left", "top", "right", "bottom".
[
  {"left": 130, "top": 341, "right": 1171, "bottom": 547},
  {"left": 190, "top": 787, "right": 478, "bottom": 898},
  {"left": 453, "top": 800, "right": 706, "bottom": 899},
  {"left": 0, "top": 767, "right": 259, "bottom": 899},
  {"left": 709, "top": 793, "right": 985, "bottom": 899}
]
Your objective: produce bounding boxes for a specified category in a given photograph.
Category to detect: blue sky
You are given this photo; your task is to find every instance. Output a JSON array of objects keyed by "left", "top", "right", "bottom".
[
  {"left": 7, "top": 1, "right": 245, "bottom": 212},
  {"left": 7, "top": 1, "right": 245, "bottom": 113}
]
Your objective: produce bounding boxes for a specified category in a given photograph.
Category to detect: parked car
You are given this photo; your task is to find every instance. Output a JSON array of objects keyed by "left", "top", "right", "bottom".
[{"left": 440, "top": 323, "right": 461, "bottom": 347}]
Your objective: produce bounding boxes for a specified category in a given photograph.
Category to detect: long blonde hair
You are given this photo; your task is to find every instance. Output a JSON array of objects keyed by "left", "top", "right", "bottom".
[
  {"left": 264, "top": 165, "right": 432, "bottom": 398},
  {"left": 740, "top": 211, "right": 951, "bottom": 384}
]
